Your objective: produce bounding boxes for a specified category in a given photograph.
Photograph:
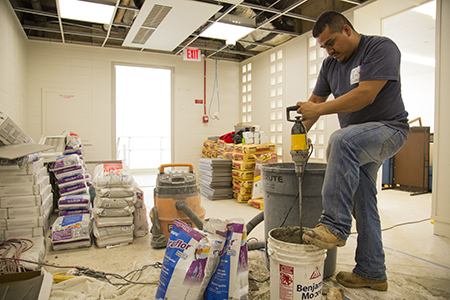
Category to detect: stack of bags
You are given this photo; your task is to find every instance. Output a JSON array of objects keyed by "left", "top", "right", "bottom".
[
  {"left": 49, "top": 153, "right": 93, "bottom": 251},
  {"left": 201, "top": 140, "right": 218, "bottom": 158},
  {"left": 48, "top": 133, "right": 94, "bottom": 251},
  {"left": 49, "top": 154, "right": 92, "bottom": 213},
  {"left": 222, "top": 142, "right": 235, "bottom": 160},
  {"left": 0, "top": 154, "right": 52, "bottom": 242},
  {"left": 91, "top": 163, "right": 137, "bottom": 248},
  {"left": 199, "top": 158, "right": 233, "bottom": 200},
  {"left": 231, "top": 143, "right": 276, "bottom": 203}
]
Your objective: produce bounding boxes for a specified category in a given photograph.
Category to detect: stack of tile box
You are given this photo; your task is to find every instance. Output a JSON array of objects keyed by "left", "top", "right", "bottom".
[
  {"left": 199, "top": 158, "right": 233, "bottom": 200},
  {"left": 0, "top": 155, "right": 53, "bottom": 241},
  {"left": 92, "top": 163, "right": 136, "bottom": 248},
  {"left": 231, "top": 143, "right": 277, "bottom": 203}
]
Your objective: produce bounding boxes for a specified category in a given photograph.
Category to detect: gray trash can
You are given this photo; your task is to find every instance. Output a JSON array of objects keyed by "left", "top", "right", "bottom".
[{"left": 260, "top": 162, "right": 337, "bottom": 279}]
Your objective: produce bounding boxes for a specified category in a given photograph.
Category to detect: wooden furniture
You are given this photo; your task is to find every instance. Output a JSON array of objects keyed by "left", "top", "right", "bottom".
[{"left": 387, "top": 126, "right": 431, "bottom": 195}]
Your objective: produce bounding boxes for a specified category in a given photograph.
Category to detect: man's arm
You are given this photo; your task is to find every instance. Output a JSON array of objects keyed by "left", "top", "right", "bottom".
[{"left": 297, "top": 80, "right": 387, "bottom": 130}]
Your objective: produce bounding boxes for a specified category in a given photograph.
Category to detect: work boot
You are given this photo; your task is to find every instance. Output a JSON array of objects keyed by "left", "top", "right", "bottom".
[
  {"left": 336, "top": 271, "right": 388, "bottom": 291},
  {"left": 302, "top": 223, "right": 346, "bottom": 249}
]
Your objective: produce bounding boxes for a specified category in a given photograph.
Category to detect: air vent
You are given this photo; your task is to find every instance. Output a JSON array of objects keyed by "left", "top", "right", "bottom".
[
  {"left": 132, "top": 28, "right": 155, "bottom": 45},
  {"left": 122, "top": 0, "right": 222, "bottom": 51},
  {"left": 143, "top": 5, "right": 172, "bottom": 28}
]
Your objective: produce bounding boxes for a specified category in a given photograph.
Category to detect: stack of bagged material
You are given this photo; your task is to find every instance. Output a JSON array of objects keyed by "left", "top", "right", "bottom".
[
  {"left": 49, "top": 154, "right": 92, "bottom": 212},
  {"left": 231, "top": 143, "right": 276, "bottom": 203},
  {"left": 92, "top": 163, "right": 136, "bottom": 247},
  {"left": 49, "top": 153, "right": 93, "bottom": 251},
  {"left": 51, "top": 213, "right": 92, "bottom": 251},
  {"left": 63, "top": 132, "right": 84, "bottom": 157},
  {"left": 199, "top": 158, "right": 233, "bottom": 200},
  {"left": 0, "top": 153, "right": 53, "bottom": 242}
]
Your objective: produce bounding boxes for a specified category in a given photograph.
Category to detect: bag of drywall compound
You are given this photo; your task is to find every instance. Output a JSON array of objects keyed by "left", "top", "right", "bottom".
[
  {"left": 232, "top": 229, "right": 249, "bottom": 299},
  {"left": 204, "top": 218, "right": 248, "bottom": 300},
  {"left": 155, "top": 219, "right": 225, "bottom": 300},
  {"left": 92, "top": 163, "right": 134, "bottom": 188}
]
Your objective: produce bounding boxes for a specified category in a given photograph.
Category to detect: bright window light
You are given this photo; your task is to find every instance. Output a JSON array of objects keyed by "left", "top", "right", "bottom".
[
  {"left": 58, "top": 0, "right": 115, "bottom": 24},
  {"left": 200, "top": 22, "right": 254, "bottom": 45},
  {"left": 412, "top": 0, "right": 436, "bottom": 19}
]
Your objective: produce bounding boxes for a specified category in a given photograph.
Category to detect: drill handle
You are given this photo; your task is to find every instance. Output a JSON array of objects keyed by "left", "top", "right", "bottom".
[{"left": 286, "top": 105, "right": 302, "bottom": 122}]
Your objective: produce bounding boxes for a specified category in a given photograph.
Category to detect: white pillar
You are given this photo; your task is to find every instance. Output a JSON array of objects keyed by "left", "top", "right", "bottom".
[{"left": 431, "top": 0, "right": 450, "bottom": 238}]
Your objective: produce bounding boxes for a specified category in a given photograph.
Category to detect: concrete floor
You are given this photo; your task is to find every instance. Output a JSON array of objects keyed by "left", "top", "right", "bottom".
[{"left": 42, "top": 170, "right": 450, "bottom": 299}]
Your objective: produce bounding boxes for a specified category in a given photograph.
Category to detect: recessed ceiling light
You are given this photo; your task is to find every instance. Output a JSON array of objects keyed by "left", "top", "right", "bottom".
[
  {"left": 58, "top": 0, "right": 115, "bottom": 24},
  {"left": 200, "top": 22, "right": 254, "bottom": 45}
]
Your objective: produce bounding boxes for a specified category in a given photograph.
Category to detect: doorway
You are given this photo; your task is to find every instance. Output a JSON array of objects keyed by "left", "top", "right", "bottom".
[{"left": 113, "top": 64, "right": 172, "bottom": 190}]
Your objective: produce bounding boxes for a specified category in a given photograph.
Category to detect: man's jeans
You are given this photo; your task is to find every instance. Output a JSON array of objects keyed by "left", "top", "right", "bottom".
[{"left": 319, "top": 122, "right": 408, "bottom": 281}]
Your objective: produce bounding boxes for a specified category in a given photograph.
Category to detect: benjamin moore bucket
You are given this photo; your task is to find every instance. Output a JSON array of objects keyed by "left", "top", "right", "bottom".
[
  {"left": 268, "top": 226, "right": 326, "bottom": 300},
  {"left": 260, "top": 162, "right": 337, "bottom": 279}
]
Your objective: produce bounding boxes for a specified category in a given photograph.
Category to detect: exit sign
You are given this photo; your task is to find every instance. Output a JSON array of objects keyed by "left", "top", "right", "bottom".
[{"left": 183, "top": 48, "right": 201, "bottom": 61}]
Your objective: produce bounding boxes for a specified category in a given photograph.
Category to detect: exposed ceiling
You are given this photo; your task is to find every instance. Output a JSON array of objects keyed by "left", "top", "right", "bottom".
[{"left": 8, "top": 0, "right": 370, "bottom": 62}]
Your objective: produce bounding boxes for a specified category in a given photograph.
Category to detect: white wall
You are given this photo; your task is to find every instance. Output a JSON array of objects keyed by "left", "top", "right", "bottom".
[
  {"left": 0, "top": 0, "right": 28, "bottom": 131},
  {"left": 25, "top": 42, "right": 239, "bottom": 170},
  {"left": 432, "top": 0, "right": 450, "bottom": 238}
]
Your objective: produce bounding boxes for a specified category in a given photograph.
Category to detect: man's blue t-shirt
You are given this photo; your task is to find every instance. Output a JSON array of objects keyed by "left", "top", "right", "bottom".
[{"left": 313, "top": 34, "right": 409, "bottom": 137}]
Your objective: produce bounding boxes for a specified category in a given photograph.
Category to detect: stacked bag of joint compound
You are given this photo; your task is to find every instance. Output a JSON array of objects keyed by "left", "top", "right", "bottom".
[
  {"left": 91, "top": 163, "right": 138, "bottom": 247},
  {"left": 0, "top": 153, "right": 52, "bottom": 242},
  {"left": 248, "top": 152, "right": 278, "bottom": 210},
  {"left": 222, "top": 142, "right": 235, "bottom": 160},
  {"left": 201, "top": 140, "right": 218, "bottom": 158},
  {"left": 155, "top": 218, "right": 248, "bottom": 300},
  {"left": 232, "top": 143, "right": 277, "bottom": 203},
  {"left": 49, "top": 152, "right": 93, "bottom": 251}
]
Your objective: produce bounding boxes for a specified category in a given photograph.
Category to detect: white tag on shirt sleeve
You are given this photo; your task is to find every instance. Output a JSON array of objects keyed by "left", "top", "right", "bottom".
[{"left": 350, "top": 66, "right": 361, "bottom": 85}]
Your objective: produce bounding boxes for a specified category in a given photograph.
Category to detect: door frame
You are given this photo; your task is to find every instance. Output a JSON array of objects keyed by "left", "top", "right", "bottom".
[{"left": 111, "top": 62, "right": 174, "bottom": 165}]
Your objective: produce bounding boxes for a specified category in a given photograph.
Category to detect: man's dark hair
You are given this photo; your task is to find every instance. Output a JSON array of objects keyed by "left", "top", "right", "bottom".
[{"left": 312, "top": 11, "right": 355, "bottom": 38}]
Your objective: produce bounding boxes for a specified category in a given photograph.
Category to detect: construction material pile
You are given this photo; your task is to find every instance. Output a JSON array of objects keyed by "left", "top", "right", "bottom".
[
  {"left": 231, "top": 143, "right": 276, "bottom": 203},
  {"left": 49, "top": 133, "right": 93, "bottom": 250},
  {"left": 199, "top": 158, "right": 233, "bottom": 200},
  {"left": 91, "top": 163, "right": 140, "bottom": 248},
  {"left": 0, "top": 154, "right": 52, "bottom": 242}
]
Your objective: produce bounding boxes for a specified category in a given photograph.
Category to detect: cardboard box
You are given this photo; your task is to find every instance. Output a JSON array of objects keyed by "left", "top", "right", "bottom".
[
  {"left": 0, "top": 175, "right": 49, "bottom": 197},
  {"left": 0, "top": 112, "right": 34, "bottom": 145},
  {"left": 0, "top": 269, "right": 52, "bottom": 300},
  {"left": 7, "top": 192, "right": 52, "bottom": 218},
  {"left": 0, "top": 166, "right": 47, "bottom": 186},
  {"left": 0, "top": 184, "right": 52, "bottom": 208}
]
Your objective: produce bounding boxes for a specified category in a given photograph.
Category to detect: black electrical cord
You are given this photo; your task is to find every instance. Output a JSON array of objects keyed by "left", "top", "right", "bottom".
[{"left": 12, "top": 258, "right": 162, "bottom": 286}]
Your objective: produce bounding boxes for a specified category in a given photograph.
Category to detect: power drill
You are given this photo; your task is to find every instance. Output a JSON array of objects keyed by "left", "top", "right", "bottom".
[
  {"left": 286, "top": 105, "right": 310, "bottom": 176},
  {"left": 287, "top": 105, "right": 311, "bottom": 241}
]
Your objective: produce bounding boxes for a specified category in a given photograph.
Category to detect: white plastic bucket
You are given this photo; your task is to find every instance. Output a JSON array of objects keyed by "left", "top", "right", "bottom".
[{"left": 268, "top": 226, "right": 327, "bottom": 300}]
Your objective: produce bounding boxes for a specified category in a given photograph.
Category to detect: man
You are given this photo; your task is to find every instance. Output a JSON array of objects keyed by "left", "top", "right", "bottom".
[{"left": 298, "top": 11, "right": 409, "bottom": 291}]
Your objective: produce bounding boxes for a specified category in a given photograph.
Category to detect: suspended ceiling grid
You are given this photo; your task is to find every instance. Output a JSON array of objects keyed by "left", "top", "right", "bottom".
[{"left": 8, "top": 0, "right": 370, "bottom": 62}]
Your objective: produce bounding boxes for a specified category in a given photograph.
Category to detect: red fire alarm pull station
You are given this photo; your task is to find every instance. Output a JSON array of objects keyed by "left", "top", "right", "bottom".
[
  {"left": 195, "top": 99, "right": 203, "bottom": 104},
  {"left": 203, "top": 115, "right": 209, "bottom": 123},
  {"left": 184, "top": 48, "right": 201, "bottom": 61}
]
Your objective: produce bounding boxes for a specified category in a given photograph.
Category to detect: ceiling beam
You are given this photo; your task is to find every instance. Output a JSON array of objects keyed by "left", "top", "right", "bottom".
[{"left": 239, "top": 2, "right": 316, "bottom": 22}]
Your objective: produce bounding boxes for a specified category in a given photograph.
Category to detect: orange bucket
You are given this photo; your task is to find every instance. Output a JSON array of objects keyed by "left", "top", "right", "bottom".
[{"left": 152, "top": 163, "right": 205, "bottom": 239}]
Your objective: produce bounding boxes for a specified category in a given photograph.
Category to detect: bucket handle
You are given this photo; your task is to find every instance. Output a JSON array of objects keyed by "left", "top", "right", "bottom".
[{"left": 159, "top": 163, "right": 194, "bottom": 174}]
